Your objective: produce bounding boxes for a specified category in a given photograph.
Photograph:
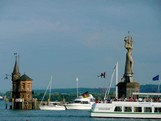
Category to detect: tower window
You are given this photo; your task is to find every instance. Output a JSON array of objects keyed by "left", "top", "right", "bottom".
[
  {"left": 22, "top": 83, "right": 25, "bottom": 90},
  {"left": 27, "top": 84, "right": 30, "bottom": 90}
]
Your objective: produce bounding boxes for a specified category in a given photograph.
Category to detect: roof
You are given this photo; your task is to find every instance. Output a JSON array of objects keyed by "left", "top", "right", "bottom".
[
  {"left": 133, "top": 92, "right": 161, "bottom": 96},
  {"left": 19, "top": 74, "right": 32, "bottom": 81},
  {"left": 12, "top": 56, "right": 20, "bottom": 74}
]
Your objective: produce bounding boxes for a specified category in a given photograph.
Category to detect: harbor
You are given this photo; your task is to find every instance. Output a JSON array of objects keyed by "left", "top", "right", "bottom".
[
  {"left": 0, "top": 0, "right": 161, "bottom": 120},
  {"left": 0, "top": 31, "right": 161, "bottom": 119},
  {"left": 0, "top": 100, "right": 161, "bottom": 121}
]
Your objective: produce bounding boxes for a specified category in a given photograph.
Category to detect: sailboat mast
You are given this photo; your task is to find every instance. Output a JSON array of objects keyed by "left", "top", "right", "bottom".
[
  {"left": 49, "top": 76, "right": 53, "bottom": 101},
  {"left": 76, "top": 77, "right": 79, "bottom": 97},
  {"left": 116, "top": 62, "right": 118, "bottom": 99}
]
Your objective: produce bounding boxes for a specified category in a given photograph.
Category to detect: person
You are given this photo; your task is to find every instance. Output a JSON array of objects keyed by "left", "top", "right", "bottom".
[{"left": 129, "top": 97, "right": 133, "bottom": 102}]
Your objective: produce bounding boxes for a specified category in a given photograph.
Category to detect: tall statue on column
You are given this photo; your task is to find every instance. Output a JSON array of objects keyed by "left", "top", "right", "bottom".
[
  {"left": 124, "top": 32, "right": 134, "bottom": 82},
  {"left": 118, "top": 32, "right": 140, "bottom": 98}
]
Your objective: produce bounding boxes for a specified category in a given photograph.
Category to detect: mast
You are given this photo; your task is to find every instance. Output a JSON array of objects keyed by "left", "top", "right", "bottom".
[
  {"left": 116, "top": 61, "right": 118, "bottom": 99},
  {"left": 39, "top": 76, "right": 52, "bottom": 106},
  {"left": 49, "top": 76, "right": 52, "bottom": 102},
  {"left": 76, "top": 77, "right": 79, "bottom": 97},
  {"left": 104, "top": 62, "right": 117, "bottom": 100}
]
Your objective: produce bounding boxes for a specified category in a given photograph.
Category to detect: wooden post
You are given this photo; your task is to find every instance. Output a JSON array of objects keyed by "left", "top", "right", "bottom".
[
  {"left": 5, "top": 97, "right": 8, "bottom": 109},
  {"left": 47, "top": 98, "right": 50, "bottom": 105},
  {"left": 34, "top": 98, "right": 37, "bottom": 110},
  {"left": 12, "top": 98, "right": 14, "bottom": 110},
  {"left": 26, "top": 101, "right": 28, "bottom": 109},
  {"left": 22, "top": 98, "right": 24, "bottom": 110}
]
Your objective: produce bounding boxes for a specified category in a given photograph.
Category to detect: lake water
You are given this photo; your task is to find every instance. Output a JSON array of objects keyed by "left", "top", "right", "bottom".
[{"left": 0, "top": 100, "right": 159, "bottom": 121}]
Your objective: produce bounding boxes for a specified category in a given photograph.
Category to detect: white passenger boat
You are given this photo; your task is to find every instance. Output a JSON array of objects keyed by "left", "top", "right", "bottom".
[
  {"left": 91, "top": 100, "right": 161, "bottom": 119},
  {"left": 65, "top": 92, "right": 95, "bottom": 110},
  {"left": 91, "top": 62, "right": 161, "bottom": 119},
  {"left": 39, "top": 76, "right": 66, "bottom": 110}
]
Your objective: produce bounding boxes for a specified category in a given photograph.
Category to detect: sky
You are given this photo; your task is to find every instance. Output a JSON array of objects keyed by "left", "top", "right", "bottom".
[{"left": 0, "top": 0, "right": 161, "bottom": 91}]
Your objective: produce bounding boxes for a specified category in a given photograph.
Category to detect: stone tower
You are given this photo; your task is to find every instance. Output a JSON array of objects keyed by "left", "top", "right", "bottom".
[
  {"left": 12, "top": 55, "right": 21, "bottom": 100},
  {"left": 19, "top": 74, "right": 33, "bottom": 109},
  {"left": 118, "top": 33, "right": 140, "bottom": 98},
  {"left": 11, "top": 55, "right": 33, "bottom": 109}
]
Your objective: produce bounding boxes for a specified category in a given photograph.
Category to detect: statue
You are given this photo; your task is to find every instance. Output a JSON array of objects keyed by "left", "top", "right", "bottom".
[
  {"left": 123, "top": 33, "right": 134, "bottom": 82},
  {"left": 118, "top": 33, "right": 140, "bottom": 98}
]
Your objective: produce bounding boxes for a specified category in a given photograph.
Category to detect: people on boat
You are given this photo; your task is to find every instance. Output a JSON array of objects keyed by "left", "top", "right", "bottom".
[{"left": 95, "top": 97, "right": 161, "bottom": 103}]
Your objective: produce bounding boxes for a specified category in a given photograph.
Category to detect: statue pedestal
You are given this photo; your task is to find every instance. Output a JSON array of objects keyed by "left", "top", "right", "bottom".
[{"left": 118, "top": 81, "right": 140, "bottom": 98}]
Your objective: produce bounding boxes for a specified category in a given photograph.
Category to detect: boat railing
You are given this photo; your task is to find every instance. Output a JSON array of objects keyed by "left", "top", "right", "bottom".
[
  {"left": 95, "top": 97, "right": 161, "bottom": 104},
  {"left": 114, "top": 97, "right": 161, "bottom": 103}
]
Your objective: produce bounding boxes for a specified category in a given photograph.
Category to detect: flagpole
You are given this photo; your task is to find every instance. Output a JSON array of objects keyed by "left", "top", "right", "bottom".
[
  {"left": 153, "top": 75, "right": 160, "bottom": 93},
  {"left": 158, "top": 80, "right": 160, "bottom": 93},
  {"left": 76, "top": 77, "right": 79, "bottom": 97}
]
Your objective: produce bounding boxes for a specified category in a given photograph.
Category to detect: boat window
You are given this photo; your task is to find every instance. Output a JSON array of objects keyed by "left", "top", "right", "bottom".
[
  {"left": 82, "top": 101, "right": 89, "bottom": 104},
  {"left": 144, "top": 107, "right": 152, "bottom": 112},
  {"left": 114, "top": 106, "right": 122, "bottom": 112},
  {"left": 74, "top": 101, "right": 81, "bottom": 103},
  {"left": 154, "top": 108, "right": 161, "bottom": 113},
  {"left": 134, "top": 107, "right": 142, "bottom": 112},
  {"left": 124, "top": 107, "right": 132, "bottom": 112},
  {"left": 90, "top": 99, "right": 95, "bottom": 102}
]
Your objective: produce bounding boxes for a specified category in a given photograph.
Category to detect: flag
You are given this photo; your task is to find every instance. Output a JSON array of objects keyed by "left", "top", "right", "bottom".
[
  {"left": 82, "top": 91, "right": 89, "bottom": 98},
  {"left": 152, "top": 75, "right": 159, "bottom": 81},
  {"left": 98, "top": 72, "right": 106, "bottom": 78}
]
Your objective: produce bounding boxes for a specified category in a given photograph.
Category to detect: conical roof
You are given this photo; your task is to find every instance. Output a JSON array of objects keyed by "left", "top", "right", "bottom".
[
  {"left": 12, "top": 56, "right": 20, "bottom": 74},
  {"left": 19, "top": 74, "right": 32, "bottom": 81}
]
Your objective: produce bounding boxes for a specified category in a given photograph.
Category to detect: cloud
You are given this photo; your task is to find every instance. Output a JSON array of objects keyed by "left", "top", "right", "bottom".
[{"left": 82, "top": 32, "right": 106, "bottom": 48}]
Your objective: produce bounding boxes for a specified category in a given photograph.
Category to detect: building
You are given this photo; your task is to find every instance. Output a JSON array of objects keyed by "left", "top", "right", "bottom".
[{"left": 11, "top": 55, "right": 33, "bottom": 109}]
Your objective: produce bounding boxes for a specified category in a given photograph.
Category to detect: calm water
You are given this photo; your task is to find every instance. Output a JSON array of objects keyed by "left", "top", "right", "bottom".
[{"left": 0, "top": 101, "right": 159, "bottom": 121}]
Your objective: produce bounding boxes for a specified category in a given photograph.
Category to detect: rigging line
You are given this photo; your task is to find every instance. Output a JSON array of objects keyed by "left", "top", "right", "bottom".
[
  {"left": 104, "top": 64, "right": 116, "bottom": 100},
  {"left": 39, "top": 76, "right": 52, "bottom": 106}
]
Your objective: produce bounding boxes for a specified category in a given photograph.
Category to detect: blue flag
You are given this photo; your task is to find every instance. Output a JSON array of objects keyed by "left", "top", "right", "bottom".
[{"left": 152, "top": 75, "right": 159, "bottom": 81}]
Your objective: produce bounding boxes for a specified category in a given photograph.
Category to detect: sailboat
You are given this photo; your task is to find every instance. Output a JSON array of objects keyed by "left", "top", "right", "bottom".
[{"left": 39, "top": 76, "right": 66, "bottom": 110}]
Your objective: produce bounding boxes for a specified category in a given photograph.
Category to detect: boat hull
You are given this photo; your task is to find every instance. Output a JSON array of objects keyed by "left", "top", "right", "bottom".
[
  {"left": 39, "top": 105, "right": 66, "bottom": 110},
  {"left": 91, "top": 101, "right": 161, "bottom": 119},
  {"left": 65, "top": 103, "right": 92, "bottom": 110},
  {"left": 91, "top": 112, "right": 161, "bottom": 119}
]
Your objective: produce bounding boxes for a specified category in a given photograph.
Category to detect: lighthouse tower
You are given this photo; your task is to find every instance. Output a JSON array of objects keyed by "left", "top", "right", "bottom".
[{"left": 11, "top": 55, "right": 33, "bottom": 109}]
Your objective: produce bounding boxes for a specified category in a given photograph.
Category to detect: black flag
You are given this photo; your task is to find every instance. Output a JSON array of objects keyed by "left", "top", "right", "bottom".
[{"left": 98, "top": 72, "right": 106, "bottom": 78}]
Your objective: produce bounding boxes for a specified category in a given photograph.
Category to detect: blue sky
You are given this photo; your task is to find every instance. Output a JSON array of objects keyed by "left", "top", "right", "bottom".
[{"left": 0, "top": 0, "right": 161, "bottom": 91}]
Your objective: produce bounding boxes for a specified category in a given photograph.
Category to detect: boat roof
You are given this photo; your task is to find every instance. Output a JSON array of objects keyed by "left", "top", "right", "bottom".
[{"left": 133, "top": 92, "right": 161, "bottom": 96}]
